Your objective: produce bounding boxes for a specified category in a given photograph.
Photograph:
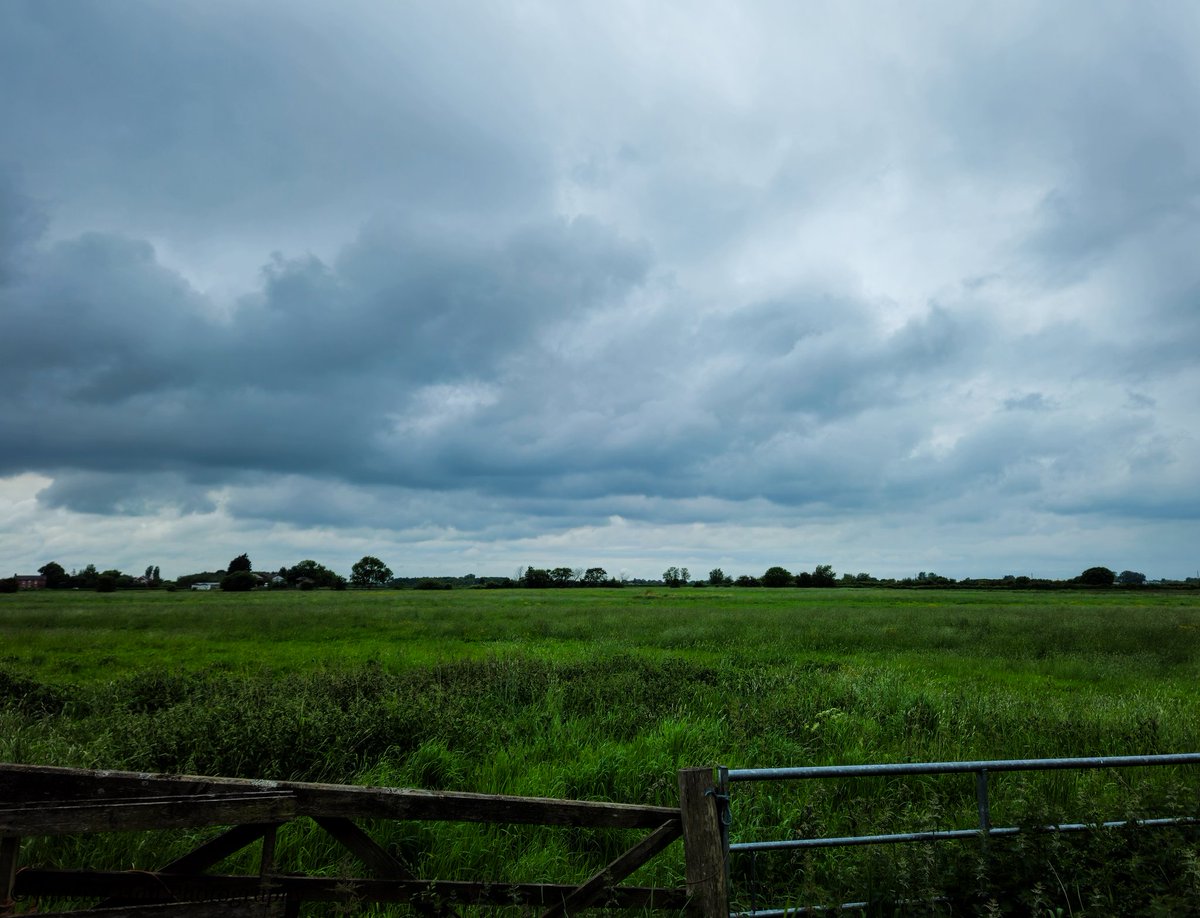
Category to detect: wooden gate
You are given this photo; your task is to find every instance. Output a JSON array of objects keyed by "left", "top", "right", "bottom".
[{"left": 1, "top": 764, "right": 728, "bottom": 916}]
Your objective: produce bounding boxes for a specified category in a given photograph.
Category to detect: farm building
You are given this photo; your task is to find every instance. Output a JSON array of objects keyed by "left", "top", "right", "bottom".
[{"left": 13, "top": 574, "right": 46, "bottom": 590}]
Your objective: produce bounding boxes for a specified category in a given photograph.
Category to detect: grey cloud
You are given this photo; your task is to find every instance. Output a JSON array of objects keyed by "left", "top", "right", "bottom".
[
  {"left": 1, "top": 232, "right": 211, "bottom": 398},
  {"left": 0, "top": 177, "right": 47, "bottom": 283},
  {"left": 1004, "top": 393, "right": 1052, "bottom": 412},
  {"left": 1047, "top": 492, "right": 1200, "bottom": 523},
  {"left": 217, "top": 216, "right": 652, "bottom": 389},
  {"left": 355, "top": 296, "right": 992, "bottom": 513},
  {"left": 37, "top": 470, "right": 218, "bottom": 516}
]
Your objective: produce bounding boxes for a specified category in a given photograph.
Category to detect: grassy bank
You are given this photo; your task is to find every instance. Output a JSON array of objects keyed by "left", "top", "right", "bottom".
[{"left": 3, "top": 587, "right": 1200, "bottom": 913}]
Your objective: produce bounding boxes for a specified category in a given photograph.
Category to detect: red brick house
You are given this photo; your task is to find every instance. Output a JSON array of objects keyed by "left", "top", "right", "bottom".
[{"left": 14, "top": 574, "right": 46, "bottom": 590}]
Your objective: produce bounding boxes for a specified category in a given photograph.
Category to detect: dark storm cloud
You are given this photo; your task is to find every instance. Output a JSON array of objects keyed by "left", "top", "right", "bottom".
[
  {"left": 228, "top": 216, "right": 651, "bottom": 386},
  {"left": 0, "top": 1, "right": 550, "bottom": 234},
  {"left": 1, "top": 231, "right": 211, "bottom": 397},
  {"left": 3, "top": 1, "right": 1199, "bottom": 578},
  {"left": 0, "top": 179, "right": 653, "bottom": 500}
]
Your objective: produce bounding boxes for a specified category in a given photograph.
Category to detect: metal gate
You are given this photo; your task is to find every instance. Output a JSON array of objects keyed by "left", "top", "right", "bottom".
[{"left": 718, "top": 752, "right": 1200, "bottom": 916}]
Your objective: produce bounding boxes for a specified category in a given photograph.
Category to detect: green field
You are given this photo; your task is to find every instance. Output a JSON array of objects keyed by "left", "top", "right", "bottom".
[{"left": 3, "top": 586, "right": 1200, "bottom": 914}]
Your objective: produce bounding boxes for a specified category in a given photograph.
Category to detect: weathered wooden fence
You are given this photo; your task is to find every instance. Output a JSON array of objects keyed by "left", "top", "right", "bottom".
[{"left": 0, "top": 763, "right": 728, "bottom": 917}]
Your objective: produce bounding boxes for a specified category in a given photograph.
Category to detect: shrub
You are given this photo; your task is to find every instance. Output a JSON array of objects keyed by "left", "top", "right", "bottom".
[
  {"left": 415, "top": 580, "right": 452, "bottom": 591},
  {"left": 0, "top": 671, "right": 68, "bottom": 715},
  {"left": 95, "top": 575, "right": 117, "bottom": 593},
  {"left": 220, "top": 571, "right": 258, "bottom": 592}
]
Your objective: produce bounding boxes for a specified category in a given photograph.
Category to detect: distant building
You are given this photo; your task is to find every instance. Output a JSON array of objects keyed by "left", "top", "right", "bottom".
[{"left": 15, "top": 574, "right": 46, "bottom": 590}]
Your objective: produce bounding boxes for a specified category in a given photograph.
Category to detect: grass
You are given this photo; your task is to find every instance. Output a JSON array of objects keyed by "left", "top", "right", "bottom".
[
  {"left": 4, "top": 586, "right": 1199, "bottom": 685},
  {"left": 3, "top": 586, "right": 1200, "bottom": 914}
]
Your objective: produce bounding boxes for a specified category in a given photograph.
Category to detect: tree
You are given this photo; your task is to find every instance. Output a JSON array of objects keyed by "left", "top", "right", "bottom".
[
  {"left": 351, "top": 556, "right": 393, "bottom": 588},
  {"left": 286, "top": 560, "right": 341, "bottom": 589},
  {"left": 910, "top": 571, "right": 954, "bottom": 586},
  {"left": 0, "top": 577, "right": 17, "bottom": 594},
  {"left": 812, "top": 564, "right": 837, "bottom": 587},
  {"left": 582, "top": 567, "right": 608, "bottom": 585},
  {"left": 549, "top": 567, "right": 576, "bottom": 587},
  {"left": 523, "top": 567, "right": 552, "bottom": 588},
  {"left": 74, "top": 564, "right": 99, "bottom": 589},
  {"left": 1118, "top": 570, "right": 1147, "bottom": 586},
  {"left": 38, "top": 561, "right": 68, "bottom": 589},
  {"left": 228, "top": 554, "right": 252, "bottom": 573},
  {"left": 708, "top": 568, "right": 731, "bottom": 586},
  {"left": 1077, "top": 566, "right": 1116, "bottom": 586},
  {"left": 663, "top": 566, "right": 689, "bottom": 587},
  {"left": 95, "top": 574, "right": 117, "bottom": 593},
  {"left": 762, "top": 566, "right": 793, "bottom": 588}
]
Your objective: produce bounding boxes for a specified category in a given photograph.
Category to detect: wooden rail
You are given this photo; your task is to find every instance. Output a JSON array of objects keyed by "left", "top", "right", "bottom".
[{"left": 0, "top": 763, "right": 729, "bottom": 917}]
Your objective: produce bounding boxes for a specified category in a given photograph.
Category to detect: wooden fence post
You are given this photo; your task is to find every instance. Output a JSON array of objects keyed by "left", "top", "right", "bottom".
[
  {"left": 678, "top": 768, "right": 727, "bottom": 917},
  {"left": 1, "top": 837, "right": 19, "bottom": 917}
]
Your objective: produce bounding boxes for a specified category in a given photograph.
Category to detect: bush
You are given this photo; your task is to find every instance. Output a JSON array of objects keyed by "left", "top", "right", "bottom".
[
  {"left": 415, "top": 580, "right": 452, "bottom": 591},
  {"left": 0, "top": 671, "right": 68, "bottom": 715},
  {"left": 95, "top": 575, "right": 117, "bottom": 593},
  {"left": 220, "top": 571, "right": 258, "bottom": 592}
]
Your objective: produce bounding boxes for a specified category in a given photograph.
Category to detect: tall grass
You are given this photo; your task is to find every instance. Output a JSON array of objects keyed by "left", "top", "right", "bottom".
[{"left": 3, "top": 587, "right": 1200, "bottom": 913}]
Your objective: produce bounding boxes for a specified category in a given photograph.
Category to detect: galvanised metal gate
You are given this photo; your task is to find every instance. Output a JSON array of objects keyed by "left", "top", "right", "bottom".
[{"left": 718, "top": 752, "right": 1200, "bottom": 917}]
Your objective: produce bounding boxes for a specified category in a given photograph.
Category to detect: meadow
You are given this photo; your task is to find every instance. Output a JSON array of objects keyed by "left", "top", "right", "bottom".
[{"left": 3, "top": 586, "right": 1200, "bottom": 914}]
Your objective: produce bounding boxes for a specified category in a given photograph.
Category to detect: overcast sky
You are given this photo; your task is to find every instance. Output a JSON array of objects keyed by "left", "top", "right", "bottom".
[{"left": 2, "top": 1, "right": 1198, "bottom": 581}]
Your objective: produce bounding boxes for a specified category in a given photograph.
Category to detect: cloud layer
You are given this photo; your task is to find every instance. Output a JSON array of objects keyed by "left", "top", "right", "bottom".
[{"left": 2, "top": 1, "right": 1198, "bottom": 579}]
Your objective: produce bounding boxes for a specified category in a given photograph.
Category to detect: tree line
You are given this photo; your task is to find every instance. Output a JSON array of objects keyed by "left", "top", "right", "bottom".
[
  {"left": 3, "top": 557, "right": 1183, "bottom": 594},
  {"left": 3, "top": 554, "right": 395, "bottom": 593}
]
